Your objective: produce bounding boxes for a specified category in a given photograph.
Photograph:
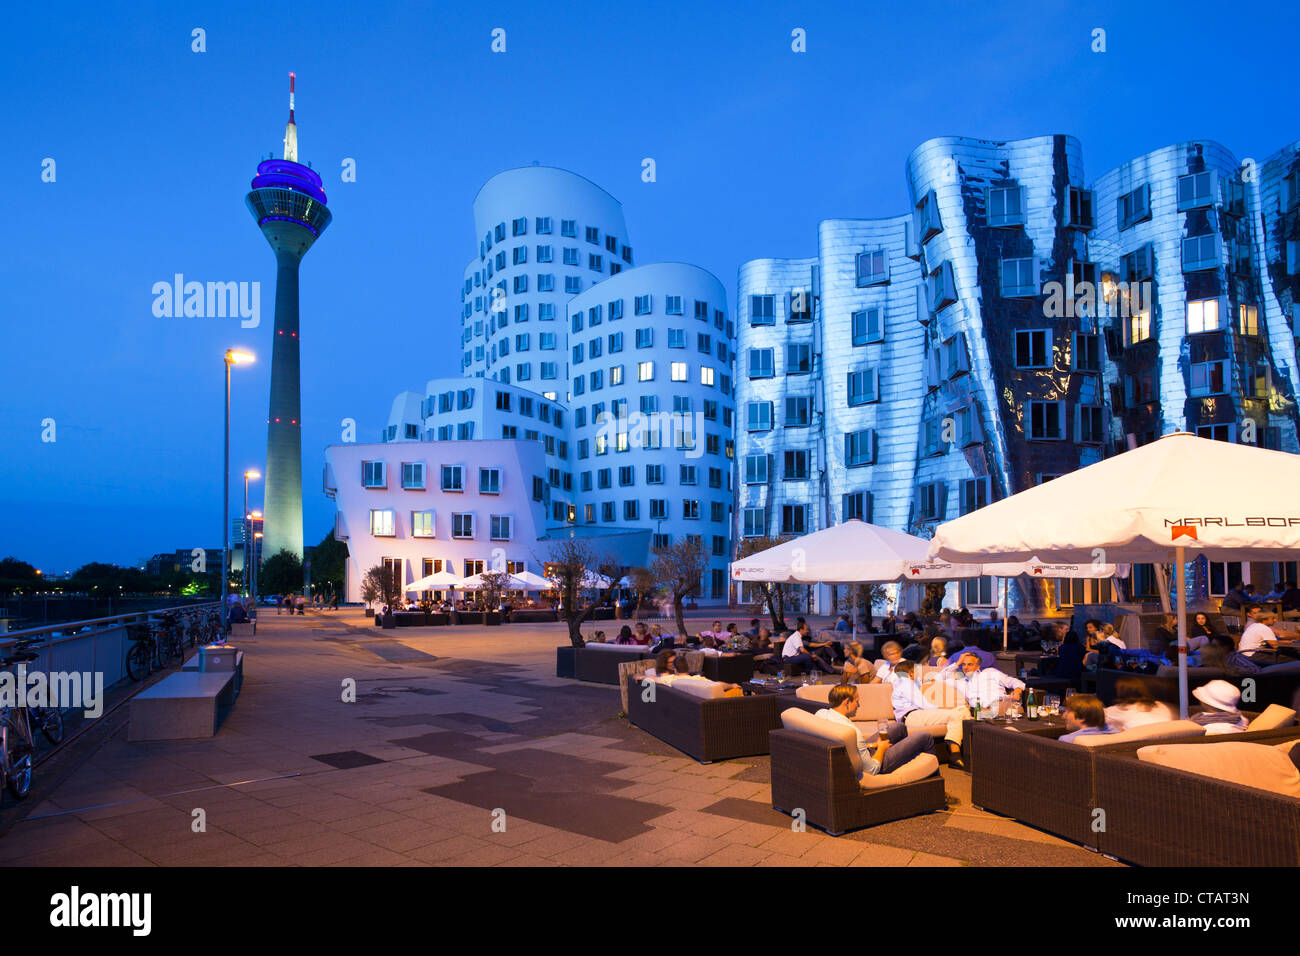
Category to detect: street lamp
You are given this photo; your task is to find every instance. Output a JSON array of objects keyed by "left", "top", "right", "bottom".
[
  {"left": 243, "top": 469, "right": 261, "bottom": 597},
  {"left": 223, "top": 349, "right": 255, "bottom": 634},
  {"left": 252, "top": 526, "right": 263, "bottom": 616}
]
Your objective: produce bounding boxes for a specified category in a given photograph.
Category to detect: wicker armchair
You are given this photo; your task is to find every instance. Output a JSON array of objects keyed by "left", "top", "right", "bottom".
[{"left": 625, "top": 675, "right": 784, "bottom": 762}]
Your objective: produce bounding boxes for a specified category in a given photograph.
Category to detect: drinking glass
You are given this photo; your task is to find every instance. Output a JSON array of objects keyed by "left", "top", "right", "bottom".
[{"left": 1046, "top": 694, "right": 1061, "bottom": 714}]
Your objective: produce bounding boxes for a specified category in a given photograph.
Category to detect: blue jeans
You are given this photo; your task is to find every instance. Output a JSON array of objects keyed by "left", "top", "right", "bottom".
[{"left": 877, "top": 720, "right": 936, "bottom": 775}]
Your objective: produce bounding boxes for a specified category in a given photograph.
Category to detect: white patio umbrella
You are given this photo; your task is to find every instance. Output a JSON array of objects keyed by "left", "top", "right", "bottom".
[
  {"left": 731, "top": 520, "right": 985, "bottom": 640},
  {"left": 928, "top": 432, "right": 1300, "bottom": 716},
  {"left": 405, "top": 569, "right": 462, "bottom": 592},
  {"left": 977, "top": 558, "right": 1130, "bottom": 650},
  {"left": 510, "top": 570, "right": 551, "bottom": 590},
  {"left": 580, "top": 571, "right": 612, "bottom": 589}
]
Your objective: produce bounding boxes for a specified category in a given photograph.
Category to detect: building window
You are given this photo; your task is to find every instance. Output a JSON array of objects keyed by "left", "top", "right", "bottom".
[
  {"left": 787, "top": 290, "right": 813, "bottom": 322},
  {"left": 671, "top": 361, "right": 687, "bottom": 382},
  {"left": 842, "top": 491, "right": 870, "bottom": 522},
  {"left": 400, "top": 462, "right": 425, "bottom": 490},
  {"left": 750, "top": 295, "right": 775, "bottom": 325},
  {"left": 1238, "top": 304, "right": 1259, "bottom": 336},
  {"left": 680, "top": 464, "right": 697, "bottom": 485},
  {"left": 1001, "top": 257, "right": 1038, "bottom": 297},
  {"left": 780, "top": 395, "right": 808, "bottom": 426},
  {"left": 610, "top": 364, "right": 624, "bottom": 386},
  {"left": 856, "top": 249, "right": 889, "bottom": 286},
  {"left": 851, "top": 308, "right": 883, "bottom": 345},
  {"left": 746, "top": 401, "right": 772, "bottom": 432},
  {"left": 1015, "top": 329, "right": 1052, "bottom": 368},
  {"left": 668, "top": 328, "right": 685, "bottom": 349},
  {"left": 700, "top": 366, "right": 715, "bottom": 387},
  {"left": 369, "top": 509, "right": 395, "bottom": 536},
  {"left": 411, "top": 510, "right": 435, "bottom": 537},
  {"left": 441, "top": 465, "right": 464, "bottom": 491},
  {"left": 635, "top": 328, "right": 653, "bottom": 349},
  {"left": 452, "top": 513, "right": 474, "bottom": 539},
  {"left": 1127, "top": 309, "right": 1152, "bottom": 346},
  {"left": 479, "top": 468, "right": 501, "bottom": 494},
  {"left": 589, "top": 254, "right": 602, "bottom": 272},
  {"left": 565, "top": 276, "right": 581, "bottom": 294},
  {"left": 1187, "top": 298, "right": 1221, "bottom": 334},
  {"left": 1177, "top": 171, "right": 1214, "bottom": 210},
  {"left": 489, "top": 515, "right": 512, "bottom": 540},
  {"left": 1182, "top": 234, "right": 1218, "bottom": 273},
  {"left": 362, "top": 460, "right": 386, "bottom": 488},
  {"left": 783, "top": 449, "right": 809, "bottom": 480},
  {"left": 785, "top": 343, "right": 811, "bottom": 375},
  {"left": 1073, "top": 333, "right": 1100, "bottom": 372},
  {"left": 664, "top": 295, "right": 683, "bottom": 315},
  {"left": 1077, "top": 405, "right": 1105, "bottom": 443},
  {"left": 1189, "top": 360, "right": 1227, "bottom": 397},
  {"left": 637, "top": 361, "right": 654, "bottom": 382},
  {"left": 742, "top": 507, "right": 766, "bottom": 537},
  {"left": 1067, "top": 187, "right": 1095, "bottom": 229},
  {"left": 622, "top": 500, "right": 639, "bottom": 521},
  {"left": 959, "top": 477, "right": 989, "bottom": 515},
  {"left": 1117, "top": 184, "right": 1151, "bottom": 229},
  {"left": 781, "top": 504, "right": 807, "bottom": 535},
  {"left": 634, "top": 295, "right": 652, "bottom": 315},
  {"left": 1027, "top": 401, "right": 1065, "bottom": 440},
  {"left": 847, "top": 368, "right": 879, "bottom": 406},
  {"left": 845, "top": 429, "right": 875, "bottom": 467},
  {"left": 682, "top": 499, "right": 700, "bottom": 520},
  {"left": 744, "top": 453, "right": 769, "bottom": 484},
  {"left": 987, "top": 185, "right": 1025, "bottom": 227},
  {"left": 916, "top": 482, "right": 946, "bottom": 521},
  {"left": 748, "top": 348, "right": 774, "bottom": 378}
]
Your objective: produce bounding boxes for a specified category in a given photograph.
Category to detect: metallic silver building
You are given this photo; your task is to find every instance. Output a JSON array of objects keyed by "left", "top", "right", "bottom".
[{"left": 737, "top": 133, "right": 1300, "bottom": 613}]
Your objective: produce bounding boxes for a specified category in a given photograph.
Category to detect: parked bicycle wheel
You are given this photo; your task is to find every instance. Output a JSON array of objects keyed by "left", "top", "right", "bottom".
[
  {"left": 126, "top": 639, "right": 152, "bottom": 682},
  {"left": 37, "top": 708, "right": 65, "bottom": 746},
  {"left": 4, "top": 732, "right": 33, "bottom": 800}
]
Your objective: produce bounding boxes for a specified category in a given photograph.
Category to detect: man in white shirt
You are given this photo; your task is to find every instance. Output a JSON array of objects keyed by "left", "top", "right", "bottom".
[
  {"left": 951, "top": 652, "right": 1024, "bottom": 712},
  {"left": 1238, "top": 606, "right": 1280, "bottom": 657},
  {"left": 813, "top": 684, "right": 935, "bottom": 776},
  {"left": 890, "top": 661, "right": 969, "bottom": 769},
  {"left": 875, "top": 641, "right": 904, "bottom": 683},
  {"left": 780, "top": 624, "right": 835, "bottom": 675}
]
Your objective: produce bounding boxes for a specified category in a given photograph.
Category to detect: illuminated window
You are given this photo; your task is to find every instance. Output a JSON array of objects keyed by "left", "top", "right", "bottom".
[
  {"left": 638, "top": 361, "right": 654, "bottom": 382},
  {"left": 671, "top": 362, "right": 687, "bottom": 381},
  {"left": 1187, "top": 298, "right": 1220, "bottom": 334},
  {"left": 1239, "top": 304, "right": 1259, "bottom": 336},
  {"left": 370, "top": 509, "right": 396, "bottom": 536},
  {"left": 411, "top": 510, "right": 435, "bottom": 537}
]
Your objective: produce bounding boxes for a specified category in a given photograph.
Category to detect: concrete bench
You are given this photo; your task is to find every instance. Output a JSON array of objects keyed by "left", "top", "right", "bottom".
[
  {"left": 231, "top": 621, "right": 256, "bottom": 639},
  {"left": 129, "top": 671, "right": 237, "bottom": 741}
]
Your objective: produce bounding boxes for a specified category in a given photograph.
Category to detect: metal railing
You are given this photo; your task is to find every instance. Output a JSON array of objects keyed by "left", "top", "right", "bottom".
[{"left": 0, "top": 601, "right": 224, "bottom": 691}]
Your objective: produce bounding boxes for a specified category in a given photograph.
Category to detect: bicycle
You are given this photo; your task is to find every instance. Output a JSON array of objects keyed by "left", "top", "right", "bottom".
[
  {"left": 9, "top": 639, "right": 64, "bottom": 746},
  {"left": 0, "top": 646, "right": 38, "bottom": 800},
  {"left": 126, "top": 622, "right": 167, "bottom": 681}
]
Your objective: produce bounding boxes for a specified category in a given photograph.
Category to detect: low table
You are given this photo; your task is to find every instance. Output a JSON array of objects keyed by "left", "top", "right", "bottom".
[
  {"left": 961, "top": 714, "right": 1068, "bottom": 771},
  {"left": 742, "top": 678, "right": 802, "bottom": 696}
]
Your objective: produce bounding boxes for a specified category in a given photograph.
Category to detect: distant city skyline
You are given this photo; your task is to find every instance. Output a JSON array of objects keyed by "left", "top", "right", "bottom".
[{"left": 2, "top": 0, "right": 1297, "bottom": 570}]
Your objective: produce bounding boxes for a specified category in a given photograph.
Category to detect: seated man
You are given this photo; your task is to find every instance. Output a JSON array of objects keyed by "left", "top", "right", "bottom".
[
  {"left": 1238, "top": 605, "right": 1281, "bottom": 658},
  {"left": 1058, "top": 694, "right": 1117, "bottom": 743},
  {"left": 950, "top": 651, "right": 1024, "bottom": 713},
  {"left": 228, "top": 601, "right": 249, "bottom": 626},
  {"left": 1190, "top": 679, "right": 1248, "bottom": 732},
  {"left": 814, "top": 684, "right": 935, "bottom": 777},
  {"left": 745, "top": 618, "right": 761, "bottom": 638},
  {"left": 876, "top": 640, "right": 905, "bottom": 683},
  {"left": 780, "top": 623, "right": 836, "bottom": 675},
  {"left": 890, "top": 661, "right": 969, "bottom": 769},
  {"left": 834, "top": 614, "right": 853, "bottom": 634}
]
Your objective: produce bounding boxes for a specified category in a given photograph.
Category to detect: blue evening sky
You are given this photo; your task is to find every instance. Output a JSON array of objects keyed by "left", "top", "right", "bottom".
[{"left": 1, "top": 0, "right": 1295, "bottom": 571}]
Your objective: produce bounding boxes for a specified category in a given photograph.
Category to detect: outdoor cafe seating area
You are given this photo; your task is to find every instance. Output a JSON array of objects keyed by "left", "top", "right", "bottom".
[{"left": 589, "top": 436, "right": 1300, "bottom": 864}]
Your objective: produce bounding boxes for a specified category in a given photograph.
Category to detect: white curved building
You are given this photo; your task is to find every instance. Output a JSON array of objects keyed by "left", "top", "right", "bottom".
[
  {"left": 460, "top": 167, "right": 633, "bottom": 394},
  {"left": 567, "top": 262, "right": 734, "bottom": 599}
]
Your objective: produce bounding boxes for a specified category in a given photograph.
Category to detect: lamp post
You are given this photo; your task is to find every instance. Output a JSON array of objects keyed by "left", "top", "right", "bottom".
[
  {"left": 251, "top": 521, "right": 263, "bottom": 618},
  {"left": 223, "top": 349, "right": 255, "bottom": 633},
  {"left": 242, "top": 470, "right": 261, "bottom": 597}
]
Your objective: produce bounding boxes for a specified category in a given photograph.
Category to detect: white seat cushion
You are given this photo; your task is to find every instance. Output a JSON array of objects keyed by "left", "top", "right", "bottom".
[{"left": 1137, "top": 741, "right": 1300, "bottom": 797}]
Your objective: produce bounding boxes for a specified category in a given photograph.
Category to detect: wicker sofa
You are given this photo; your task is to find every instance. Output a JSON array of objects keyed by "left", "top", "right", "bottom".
[
  {"left": 970, "top": 705, "right": 1299, "bottom": 851},
  {"left": 1092, "top": 732, "right": 1300, "bottom": 866},
  {"left": 770, "top": 709, "right": 945, "bottom": 836},
  {"left": 570, "top": 644, "right": 652, "bottom": 683},
  {"left": 625, "top": 674, "right": 784, "bottom": 762}
]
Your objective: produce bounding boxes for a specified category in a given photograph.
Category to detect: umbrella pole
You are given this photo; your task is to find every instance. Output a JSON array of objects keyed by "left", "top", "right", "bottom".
[
  {"left": 1002, "top": 578, "right": 1008, "bottom": 651},
  {"left": 852, "top": 586, "right": 858, "bottom": 641},
  {"left": 1176, "top": 546, "right": 1188, "bottom": 719}
]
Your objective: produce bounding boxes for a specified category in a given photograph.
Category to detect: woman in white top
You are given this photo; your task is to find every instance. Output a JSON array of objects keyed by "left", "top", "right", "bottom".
[
  {"left": 1104, "top": 676, "right": 1175, "bottom": 731},
  {"left": 1101, "top": 623, "right": 1126, "bottom": 649}
]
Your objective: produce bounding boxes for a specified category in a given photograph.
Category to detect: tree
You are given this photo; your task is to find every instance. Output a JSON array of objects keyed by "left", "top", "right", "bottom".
[
  {"left": 625, "top": 566, "right": 658, "bottom": 620},
  {"left": 921, "top": 581, "right": 948, "bottom": 617},
  {"left": 359, "top": 574, "right": 381, "bottom": 609},
  {"left": 311, "top": 529, "right": 348, "bottom": 595},
  {"left": 0, "top": 557, "right": 42, "bottom": 597},
  {"left": 651, "top": 537, "right": 707, "bottom": 640},
  {"left": 542, "top": 539, "right": 617, "bottom": 647},
  {"left": 479, "top": 569, "right": 513, "bottom": 609},
  {"left": 838, "top": 583, "right": 888, "bottom": 630},
  {"left": 261, "top": 549, "right": 304, "bottom": 597},
  {"left": 363, "top": 564, "right": 401, "bottom": 611},
  {"left": 734, "top": 536, "right": 795, "bottom": 632}
]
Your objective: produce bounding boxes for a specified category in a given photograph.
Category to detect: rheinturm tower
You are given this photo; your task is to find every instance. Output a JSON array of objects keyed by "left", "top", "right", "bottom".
[{"left": 245, "top": 73, "right": 331, "bottom": 561}]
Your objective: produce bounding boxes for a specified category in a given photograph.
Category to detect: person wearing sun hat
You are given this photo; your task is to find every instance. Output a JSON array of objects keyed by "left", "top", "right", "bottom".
[{"left": 1190, "top": 679, "right": 1249, "bottom": 733}]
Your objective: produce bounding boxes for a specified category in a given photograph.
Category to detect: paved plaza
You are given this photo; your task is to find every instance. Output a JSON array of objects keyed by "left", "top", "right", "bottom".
[{"left": 1, "top": 612, "right": 1121, "bottom": 867}]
